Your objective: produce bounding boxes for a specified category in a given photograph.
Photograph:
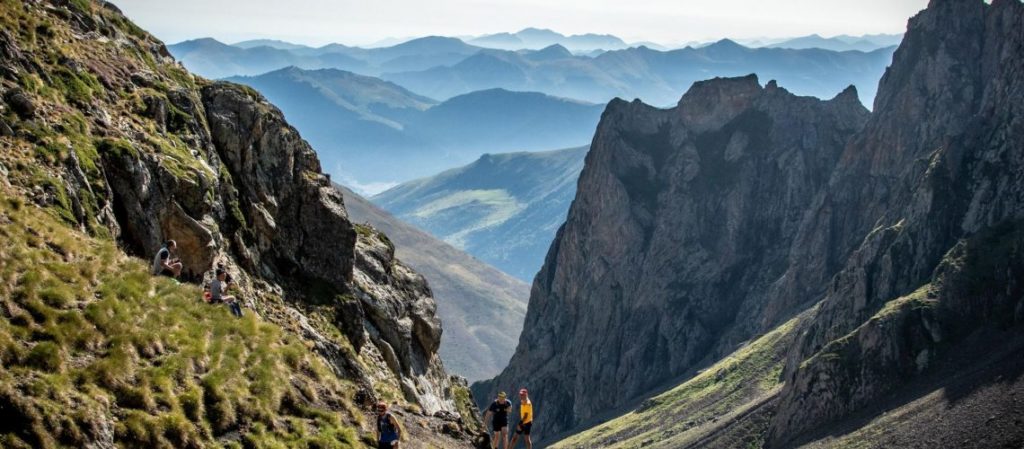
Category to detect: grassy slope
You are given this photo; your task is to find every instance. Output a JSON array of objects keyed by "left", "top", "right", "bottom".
[
  {"left": 339, "top": 185, "right": 529, "bottom": 382},
  {"left": 554, "top": 222, "right": 1024, "bottom": 449},
  {"left": 0, "top": 192, "right": 363, "bottom": 449},
  {"left": 373, "top": 146, "right": 588, "bottom": 281},
  {"left": 551, "top": 315, "right": 802, "bottom": 449},
  {"left": 0, "top": 1, "right": 482, "bottom": 447}
]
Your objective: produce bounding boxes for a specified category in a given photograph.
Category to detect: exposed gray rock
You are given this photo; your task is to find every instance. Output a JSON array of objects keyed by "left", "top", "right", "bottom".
[
  {"left": 478, "top": 74, "right": 869, "bottom": 439},
  {"left": 768, "top": 0, "right": 1024, "bottom": 444},
  {"left": 4, "top": 88, "right": 35, "bottom": 119}
]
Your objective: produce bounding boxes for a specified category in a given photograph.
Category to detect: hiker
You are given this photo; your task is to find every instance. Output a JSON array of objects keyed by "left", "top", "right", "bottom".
[
  {"left": 151, "top": 240, "right": 182, "bottom": 278},
  {"left": 509, "top": 389, "right": 533, "bottom": 449},
  {"left": 211, "top": 268, "right": 243, "bottom": 317},
  {"left": 217, "top": 262, "right": 234, "bottom": 284},
  {"left": 483, "top": 391, "right": 513, "bottom": 449},
  {"left": 376, "top": 402, "right": 402, "bottom": 448}
]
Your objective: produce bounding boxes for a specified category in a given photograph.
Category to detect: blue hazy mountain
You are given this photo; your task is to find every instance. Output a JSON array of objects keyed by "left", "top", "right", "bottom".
[
  {"left": 168, "top": 36, "right": 481, "bottom": 78},
  {"left": 225, "top": 67, "right": 603, "bottom": 191},
  {"left": 383, "top": 39, "right": 896, "bottom": 106},
  {"left": 172, "top": 36, "right": 895, "bottom": 108},
  {"left": 768, "top": 33, "right": 904, "bottom": 51},
  {"left": 469, "top": 28, "right": 630, "bottom": 52},
  {"left": 373, "top": 146, "right": 589, "bottom": 281},
  {"left": 231, "top": 39, "right": 312, "bottom": 50}
]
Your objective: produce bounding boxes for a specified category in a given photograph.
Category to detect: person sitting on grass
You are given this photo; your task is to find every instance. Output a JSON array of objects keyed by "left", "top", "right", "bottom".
[
  {"left": 151, "top": 240, "right": 182, "bottom": 278},
  {"left": 211, "top": 268, "right": 243, "bottom": 317}
]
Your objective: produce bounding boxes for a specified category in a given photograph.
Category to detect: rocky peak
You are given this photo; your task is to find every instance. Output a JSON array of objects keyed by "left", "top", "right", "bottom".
[
  {"left": 483, "top": 0, "right": 1024, "bottom": 446},
  {"left": 477, "top": 74, "right": 869, "bottom": 439},
  {"left": 768, "top": 0, "right": 1024, "bottom": 443},
  {"left": 677, "top": 74, "right": 762, "bottom": 132}
]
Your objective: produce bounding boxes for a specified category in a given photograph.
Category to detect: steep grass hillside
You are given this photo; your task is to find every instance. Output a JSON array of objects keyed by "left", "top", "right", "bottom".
[
  {"left": 0, "top": 192, "right": 365, "bottom": 448},
  {"left": 0, "top": 1, "right": 483, "bottom": 447}
]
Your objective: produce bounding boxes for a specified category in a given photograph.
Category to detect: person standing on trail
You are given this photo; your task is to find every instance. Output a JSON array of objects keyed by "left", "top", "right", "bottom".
[
  {"left": 509, "top": 388, "right": 533, "bottom": 449},
  {"left": 152, "top": 240, "right": 182, "bottom": 278},
  {"left": 483, "top": 391, "right": 513, "bottom": 449},
  {"left": 376, "top": 402, "right": 402, "bottom": 448}
]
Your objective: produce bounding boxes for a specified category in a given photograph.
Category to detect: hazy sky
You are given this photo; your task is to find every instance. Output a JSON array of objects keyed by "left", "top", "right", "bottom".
[{"left": 114, "top": 0, "right": 929, "bottom": 47}]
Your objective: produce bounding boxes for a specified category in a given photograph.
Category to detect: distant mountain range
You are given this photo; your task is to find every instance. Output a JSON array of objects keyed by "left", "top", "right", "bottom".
[
  {"left": 168, "top": 36, "right": 483, "bottom": 78},
  {"left": 467, "top": 28, "right": 629, "bottom": 52},
  {"left": 337, "top": 185, "right": 529, "bottom": 382},
  {"left": 767, "top": 33, "right": 904, "bottom": 52},
  {"left": 382, "top": 39, "right": 896, "bottom": 106},
  {"left": 170, "top": 36, "right": 896, "bottom": 108},
  {"left": 226, "top": 67, "right": 603, "bottom": 191},
  {"left": 372, "top": 146, "right": 589, "bottom": 281}
]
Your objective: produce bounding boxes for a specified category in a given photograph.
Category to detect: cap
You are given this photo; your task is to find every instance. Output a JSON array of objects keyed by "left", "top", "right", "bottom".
[{"left": 498, "top": 391, "right": 507, "bottom": 398}]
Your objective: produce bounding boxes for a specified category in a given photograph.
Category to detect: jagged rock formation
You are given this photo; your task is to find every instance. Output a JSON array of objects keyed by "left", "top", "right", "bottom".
[
  {"left": 0, "top": 0, "right": 482, "bottom": 446},
  {"left": 768, "top": 0, "right": 1024, "bottom": 444},
  {"left": 477, "top": 73, "right": 870, "bottom": 437},
  {"left": 339, "top": 185, "right": 530, "bottom": 383},
  {"left": 482, "top": 0, "right": 1024, "bottom": 446}
]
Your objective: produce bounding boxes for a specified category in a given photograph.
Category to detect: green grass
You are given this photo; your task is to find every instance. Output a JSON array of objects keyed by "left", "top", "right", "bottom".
[
  {"left": 552, "top": 316, "right": 802, "bottom": 449},
  {"left": 52, "top": 67, "right": 103, "bottom": 105},
  {"left": 0, "top": 193, "right": 361, "bottom": 448}
]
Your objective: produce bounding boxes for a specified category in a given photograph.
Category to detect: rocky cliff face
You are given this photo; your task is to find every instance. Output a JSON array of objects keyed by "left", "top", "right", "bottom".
[
  {"left": 477, "top": 73, "right": 869, "bottom": 438},
  {"left": 485, "top": 0, "right": 1024, "bottom": 446},
  {"left": 0, "top": 0, "right": 480, "bottom": 446},
  {"left": 768, "top": 0, "right": 1024, "bottom": 444}
]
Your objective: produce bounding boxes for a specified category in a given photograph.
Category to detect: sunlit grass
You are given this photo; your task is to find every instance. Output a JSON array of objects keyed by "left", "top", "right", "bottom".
[{"left": 0, "top": 194, "right": 360, "bottom": 448}]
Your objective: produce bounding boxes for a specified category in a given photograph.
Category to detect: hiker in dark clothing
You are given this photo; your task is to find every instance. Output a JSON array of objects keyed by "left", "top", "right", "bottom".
[
  {"left": 483, "top": 391, "right": 513, "bottom": 449},
  {"left": 151, "top": 240, "right": 182, "bottom": 278},
  {"left": 211, "top": 268, "right": 242, "bottom": 317},
  {"left": 376, "top": 402, "right": 402, "bottom": 448}
]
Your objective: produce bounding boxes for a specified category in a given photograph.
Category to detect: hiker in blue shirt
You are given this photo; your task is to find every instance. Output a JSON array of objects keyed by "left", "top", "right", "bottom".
[
  {"left": 376, "top": 402, "right": 402, "bottom": 448},
  {"left": 210, "top": 268, "right": 242, "bottom": 317}
]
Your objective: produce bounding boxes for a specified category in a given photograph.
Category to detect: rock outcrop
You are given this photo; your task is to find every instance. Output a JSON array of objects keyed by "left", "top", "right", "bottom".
[
  {"left": 0, "top": 0, "right": 481, "bottom": 446},
  {"left": 768, "top": 0, "right": 1024, "bottom": 444},
  {"left": 477, "top": 73, "right": 870, "bottom": 438},
  {"left": 483, "top": 0, "right": 1024, "bottom": 445}
]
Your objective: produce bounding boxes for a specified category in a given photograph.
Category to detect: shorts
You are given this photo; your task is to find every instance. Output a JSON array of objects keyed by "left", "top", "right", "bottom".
[
  {"left": 159, "top": 268, "right": 176, "bottom": 277},
  {"left": 378, "top": 441, "right": 397, "bottom": 449},
  {"left": 516, "top": 422, "right": 532, "bottom": 435},
  {"left": 493, "top": 421, "right": 508, "bottom": 432}
]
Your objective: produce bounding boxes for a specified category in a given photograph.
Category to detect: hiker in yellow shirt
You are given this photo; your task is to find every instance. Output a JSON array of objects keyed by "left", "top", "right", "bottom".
[{"left": 509, "top": 388, "right": 533, "bottom": 449}]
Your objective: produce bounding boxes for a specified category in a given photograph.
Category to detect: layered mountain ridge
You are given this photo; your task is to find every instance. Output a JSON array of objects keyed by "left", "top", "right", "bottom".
[
  {"left": 373, "top": 146, "right": 589, "bottom": 281},
  {"left": 480, "top": 0, "right": 1024, "bottom": 447},
  {"left": 225, "top": 67, "right": 604, "bottom": 189}
]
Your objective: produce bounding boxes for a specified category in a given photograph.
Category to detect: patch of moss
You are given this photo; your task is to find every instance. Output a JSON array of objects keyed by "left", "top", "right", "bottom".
[
  {"left": 53, "top": 67, "right": 103, "bottom": 105},
  {"left": 453, "top": 384, "right": 482, "bottom": 434},
  {"left": 66, "top": 0, "right": 92, "bottom": 16},
  {"left": 95, "top": 137, "right": 138, "bottom": 160}
]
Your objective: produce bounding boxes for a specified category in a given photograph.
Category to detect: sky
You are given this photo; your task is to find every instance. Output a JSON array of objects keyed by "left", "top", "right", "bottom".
[{"left": 113, "top": 0, "right": 929, "bottom": 47}]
